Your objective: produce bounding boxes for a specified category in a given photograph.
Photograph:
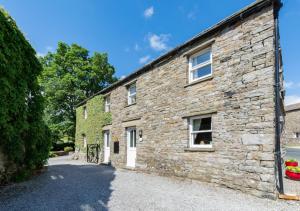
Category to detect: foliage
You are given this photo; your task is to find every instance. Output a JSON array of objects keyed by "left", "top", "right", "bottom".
[
  {"left": 49, "top": 151, "right": 58, "bottom": 158},
  {"left": 75, "top": 95, "right": 111, "bottom": 151},
  {"left": 39, "top": 42, "right": 117, "bottom": 142},
  {"left": 0, "top": 8, "right": 51, "bottom": 180},
  {"left": 286, "top": 166, "right": 300, "bottom": 173},
  {"left": 52, "top": 141, "right": 74, "bottom": 151},
  {"left": 286, "top": 159, "right": 298, "bottom": 162},
  {"left": 64, "top": 147, "right": 74, "bottom": 153}
]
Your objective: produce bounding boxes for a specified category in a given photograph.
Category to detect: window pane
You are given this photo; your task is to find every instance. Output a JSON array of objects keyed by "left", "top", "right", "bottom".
[
  {"left": 106, "top": 133, "right": 110, "bottom": 147},
  {"left": 200, "top": 117, "right": 211, "bottom": 130},
  {"left": 133, "top": 130, "right": 136, "bottom": 147},
  {"left": 192, "top": 64, "right": 211, "bottom": 80},
  {"left": 131, "top": 94, "right": 136, "bottom": 104},
  {"left": 105, "top": 96, "right": 110, "bottom": 104},
  {"left": 192, "top": 50, "right": 210, "bottom": 67},
  {"left": 193, "top": 117, "right": 211, "bottom": 131},
  {"left": 130, "top": 131, "right": 133, "bottom": 147},
  {"left": 105, "top": 98, "right": 110, "bottom": 112},
  {"left": 192, "top": 132, "right": 212, "bottom": 145},
  {"left": 129, "top": 84, "right": 136, "bottom": 94},
  {"left": 193, "top": 119, "right": 201, "bottom": 131}
]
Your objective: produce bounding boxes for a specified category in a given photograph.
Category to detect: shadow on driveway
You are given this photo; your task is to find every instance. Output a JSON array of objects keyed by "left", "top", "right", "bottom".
[{"left": 0, "top": 157, "right": 115, "bottom": 211}]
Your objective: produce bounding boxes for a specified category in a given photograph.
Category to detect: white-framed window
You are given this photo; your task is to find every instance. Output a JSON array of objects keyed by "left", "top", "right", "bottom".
[
  {"left": 104, "top": 95, "right": 110, "bottom": 112},
  {"left": 295, "top": 132, "right": 300, "bottom": 138},
  {"left": 83, "top": 106, "right": 87, "bottom": 119},
  {"left": 189, "top": 115, "right": 212, "bottom": 148},
  {"left": 127, "top": 83, "right": 136, "bottom": 105},
  {"left": 189, "top": 47, "right": 212, "bottom": 83},
  {"left": 83, "top": 134, "right": 87, "bottom": 148}
]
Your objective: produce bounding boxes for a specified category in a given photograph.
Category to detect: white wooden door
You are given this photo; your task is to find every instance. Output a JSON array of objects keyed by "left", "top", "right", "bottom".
[
  {"left": 104, "top": 131, "right": 110, "bottom": 163},
  {"left": 126, "top": 127, "right": 136, "bottom": 167}
]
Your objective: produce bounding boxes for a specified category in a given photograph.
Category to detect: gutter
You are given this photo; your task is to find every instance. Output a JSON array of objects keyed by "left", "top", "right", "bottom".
[{"left": 273, "top": 0, "right": 284, "bottom": 194}]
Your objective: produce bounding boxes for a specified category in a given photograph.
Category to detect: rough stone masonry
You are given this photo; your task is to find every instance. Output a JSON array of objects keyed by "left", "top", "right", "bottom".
[
  {"left": 75, "top": 0, "right": 283, "bottom": 199},
  {"left": 283, "top": 103, "right": 300, "bottom": 147}
]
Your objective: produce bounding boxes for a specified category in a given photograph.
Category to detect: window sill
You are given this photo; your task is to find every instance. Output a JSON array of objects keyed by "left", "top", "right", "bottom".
[
  {"left": 125, "top": 103, "right": 136, "bottom": 108},
  {"left": 184, "top": 147, "right": 215, "bottom": 152},
  {"left": 184, "top": 76, "right": 213, "bottom": 88}
]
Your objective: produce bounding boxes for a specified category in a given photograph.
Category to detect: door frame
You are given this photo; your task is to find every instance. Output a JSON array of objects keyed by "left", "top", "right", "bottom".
[{"left": 103, "top": 130, "right": 110, "bottom": 163}]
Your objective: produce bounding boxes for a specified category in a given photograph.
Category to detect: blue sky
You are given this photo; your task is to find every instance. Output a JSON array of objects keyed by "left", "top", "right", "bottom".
[{"left": 0, "top": 0, "right": 299, "bottom": 105}]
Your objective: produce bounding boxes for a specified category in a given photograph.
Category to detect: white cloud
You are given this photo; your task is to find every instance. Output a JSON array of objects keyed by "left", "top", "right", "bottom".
[
  {"left": 36, "top": 46, "right": 54, "bottom": 57},
  {"left": 134, "top": 43, "right": 140, "bottom": 51},
  {"left": 46, "top": 46, "right": 53, "bottom": 52},
  {"left": 187, "top": 5, "right": 199, "bottom": 20},
  {"left": 139, "top": 55, "right": 151, "bottom": 64},
  {"left": 36, "top": 52, "right": 45, "bottom": 57},
  {"left": 120, "top": 75, "right": 126, "bottom": 79},
  {"left": 284, "top": 81, "right": 300, "bottom": 89},
  {"left": 148, "top": 33, "right": 170, "bottom": 51},
  {"left": 285, "top": 81, "right": 294, "bottom": 89},
  {"left": 187, "top": 11, "right": 197, "bottom": 20},
  {"left": 144, "top": 6, "right": 154, "bottom": 18},
  {"left": 285, "top": 95, "right": 300, "bottom": 105}
]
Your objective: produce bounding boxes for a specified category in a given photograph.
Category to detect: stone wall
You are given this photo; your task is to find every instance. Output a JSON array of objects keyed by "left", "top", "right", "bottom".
[
  {"left": 76, "top": 4, "right": 280, "bottom": 198},
  {"left": 283, "top": 108, "right": 300, "bottom": 146},
  {"left": 0, "top": 148, "right": 6, "bottom": 183},
  {"left": 0, "top": 147, "right": 16, "bottom": 184},
  {"left": 101, "top": 5, "right": 278, "bottom": 198}
]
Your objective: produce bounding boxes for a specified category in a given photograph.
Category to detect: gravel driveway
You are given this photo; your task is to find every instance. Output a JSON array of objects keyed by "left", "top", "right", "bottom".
[{"left": 0, "top": 155, "right": 299, "bottom": 211}]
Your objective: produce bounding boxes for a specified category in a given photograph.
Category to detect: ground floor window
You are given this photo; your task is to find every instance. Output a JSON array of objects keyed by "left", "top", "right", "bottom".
[
  {"left": 189, "top": 115, "right": 212, "bottom": 148},
  {"left": 82, "top": 134, "right": 87, "bottom": 148}
]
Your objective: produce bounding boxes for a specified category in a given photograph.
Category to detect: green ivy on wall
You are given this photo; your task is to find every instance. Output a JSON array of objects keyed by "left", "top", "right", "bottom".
[
  {"left": 0, "top": 8, "right": 51, "bottom": 183},
  {"left": 75, "top": 95, "right": 111, "bottom": 152}
]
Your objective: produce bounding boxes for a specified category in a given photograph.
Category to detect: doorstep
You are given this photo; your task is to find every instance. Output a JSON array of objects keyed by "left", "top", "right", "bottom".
[{"left": 279, "top": 194, "right": 300, "bottom": 201}]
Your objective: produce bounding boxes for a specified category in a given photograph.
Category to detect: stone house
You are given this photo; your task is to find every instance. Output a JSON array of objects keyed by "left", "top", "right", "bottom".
[
  {"left": 283, "top": 103, "right": 300, "bottom": 147},
  {"left": 75, "top": 0, "right": 284, "bottom": 198}
]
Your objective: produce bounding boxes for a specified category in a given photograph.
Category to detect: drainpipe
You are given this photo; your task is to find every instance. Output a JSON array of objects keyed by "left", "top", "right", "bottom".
[{"left": 273, "top": 0, "right": 283, "bottom": 194}]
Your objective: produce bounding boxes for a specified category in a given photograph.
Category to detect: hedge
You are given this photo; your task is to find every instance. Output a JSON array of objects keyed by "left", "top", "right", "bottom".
[{"left": 0, "top": 8, "right": 51, "bottom": 182}]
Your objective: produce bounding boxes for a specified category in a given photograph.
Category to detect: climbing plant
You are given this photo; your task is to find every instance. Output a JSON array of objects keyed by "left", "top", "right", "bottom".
[
  {"left": 0, "top": 8, "right": 51, "bottom": 181},
  {"left": 75, "top": 95, "right": 111, "bottom": 151}
]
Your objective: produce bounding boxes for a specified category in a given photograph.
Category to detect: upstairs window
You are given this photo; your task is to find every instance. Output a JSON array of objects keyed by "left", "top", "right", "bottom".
[
  {"left": 83, "top": 106, "right": 87, "bottom": 119},
  {"left": 105, "top": 95, "right": 110, "bottom": 112},
  {"left": 189, "top": 47, "right": 212, "bottom": 83},
  {"left": 295, "top": 132, "right": 300, "bottom": 138},
  {"left": 127, "top": 83, "right": 136, "bottom": 105},
  {"left": 189, "top": 115, "right": 212, "bottom": 148}
]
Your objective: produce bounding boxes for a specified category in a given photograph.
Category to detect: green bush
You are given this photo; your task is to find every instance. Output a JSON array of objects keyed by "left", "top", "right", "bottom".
[
  {"left": 0, "top": 8, "right": 51, "bottom": 182},
  {"left": 49, "top": 151, "right": 58, "bottom": 158},
  {"left": 64, "top": 147, "right": 74, "bottom": 153}
]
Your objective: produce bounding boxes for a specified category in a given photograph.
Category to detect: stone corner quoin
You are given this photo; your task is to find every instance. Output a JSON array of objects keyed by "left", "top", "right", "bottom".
[{"left": 75, "top": 1, "right": 283, "bottom": 199}]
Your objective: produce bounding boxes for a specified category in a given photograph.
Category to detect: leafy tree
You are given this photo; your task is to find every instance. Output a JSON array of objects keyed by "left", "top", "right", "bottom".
[
  {"left": 39, "top": 42, "right": 117, "bottom": 142},
  {"left": 0, "top": 8, "right": 51, "bottom": 181}
]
